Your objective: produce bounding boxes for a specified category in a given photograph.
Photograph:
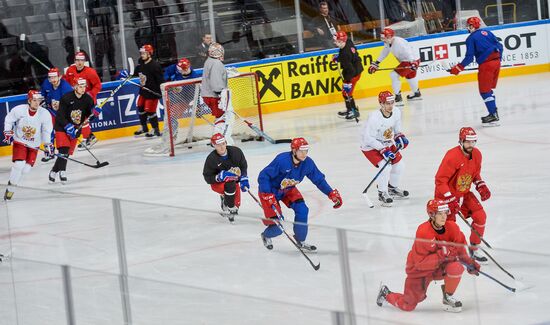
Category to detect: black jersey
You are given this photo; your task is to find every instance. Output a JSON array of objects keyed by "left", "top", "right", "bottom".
[
  {"left": 135, "top": 58, "right": 164, "bottom": 99},
  {"left": 54, "top": 91, "right": 94, "bottom": 131},
  {"left": 338, "top": 39, "right": 363, "bottom": 82},
  {"left": 203, "top": 146, "right": 248, "bottom": 184}
]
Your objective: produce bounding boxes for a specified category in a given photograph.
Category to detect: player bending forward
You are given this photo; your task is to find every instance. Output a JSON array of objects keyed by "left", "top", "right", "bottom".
[
  {"left": 434, "top": 127, "right": 491, "bottom": 263},
  {"left": 361, "top": 91, "right": 409, "bottom": 206},
  {"left": 449, "top": 17, "right": 503, "bottom": 126},
  {"left": 368, "top": 28, "right": 421, "bottom": 104},
  {"left": 3, "top": 91, "right": 53, "bottom": 200},
  {"left": 332, "top": 31, "right": 363, "bottom": 120},
  {"left": 377, "top": 199, "right": 480, "bottom": 313},
  {"left": 203, "top": 133, "right": 249, "bottom": 223},
  {"left": 258, "top": 138, "right": 342, "bottom": 251},
  {"left": 200, "top": 43, "right": 235, "bottom": 144}
]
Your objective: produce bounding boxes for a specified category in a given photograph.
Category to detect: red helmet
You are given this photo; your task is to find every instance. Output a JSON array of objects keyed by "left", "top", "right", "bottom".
[
  {"left": 426, "top": 199, "right": 450, "bottom": 217},
  {"left": 140, "top": 44, "right": 154, "bottom": 55},
  {"left": 48, "top": 67, "right": 60, "bottom": 77},
  {"left": 211, "top": 133, "right": 226, "bottom": 145},
  {"left": 291, "top": 137, "right": 309, "bottom": 151},
  {"left": 27, "top": 90, "right": 43, "bottom": 101},
  {"left": 378, "top": 90, "right": 395, "bottom": 104},
  {"left": 459, "top": 127, "right": 477, "bottom": 142},
  {"left": 334, "top": 31, "right": 347, "bottom": 43},
  {"left": 466, "top": 17, "right": 481, "bottom": 29},
  {"left": 381, "top": 27, "right": 395, "bottom": 39},
  {"left": 177, "top": 58, "right": 191, "bottom": 71},
  {"left": 74, "top": 51, "right": 86, "bottom": 61}
]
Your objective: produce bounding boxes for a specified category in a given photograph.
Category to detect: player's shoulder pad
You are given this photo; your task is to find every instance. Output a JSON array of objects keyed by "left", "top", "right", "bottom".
[
  {"left": 471, "top": 147, "right": 482, "bottom": 158},
  {"left": 415, "top": 220, "right": 433, "bottom": 238}
]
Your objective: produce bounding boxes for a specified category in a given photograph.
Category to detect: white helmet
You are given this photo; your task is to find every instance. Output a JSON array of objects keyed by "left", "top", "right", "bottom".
[{"left": 208, "top": 43, "right": 224, "bottom": 59}]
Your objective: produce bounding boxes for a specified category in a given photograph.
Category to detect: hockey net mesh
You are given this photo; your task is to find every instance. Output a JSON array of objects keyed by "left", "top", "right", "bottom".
[{"left": 144, "top": 72, "right": 263, "bottom": 156}]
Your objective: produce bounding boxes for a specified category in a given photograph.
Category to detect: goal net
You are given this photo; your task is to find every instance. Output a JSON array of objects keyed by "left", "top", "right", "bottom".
[{"left": 144, "top": 72, "right": 263, "bottom": 156}]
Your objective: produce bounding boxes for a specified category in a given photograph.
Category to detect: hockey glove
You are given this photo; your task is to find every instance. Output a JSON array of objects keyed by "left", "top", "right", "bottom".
[
  {"left": 380, "top": 147, "right": 396, "bottom": 161},
  {"left": 449, "top": 64, "right": 464, "bottom": 75},
  {"left": 216, "top": 170, "right": 239, "bottom": 183},
  {"left": 368, "top": 61, "right": 379, "bottom": 74},
  {"left": 64, "top": 124, "right": 77, "bottom": 139},
  {"left": 118, "top": 69, "right": 130, "bottom": 80},
  {"left": 328, "top": 189, "right": 343, "bottom": 209},
  {"left": 342, "top": 83, "right": 353, "bottom": 95},
  {"left": 410, "top": 60, "right": 419, "bottom": 71},
  {"left": 437, "top": 245, "right": 458, "bottom": 263},
  {"left": 474, "top": 180, "right": 491, "bottom": 201},
  {"left": 239, "top": 176, "right": 250, "bottom": 192},
  {"left": 93, "top": 105, "right": 102, "bottom": 117},
  {"left": 332, "top": 54, "right": 339, "bottom": 62},
  {"left": 260, "top": 192, "right": 278, "bottom": 207},
  {"left": 464, "top": 258, "right": 481, "bottom": 275},
  {"left": 394, "top": 133, "right": 409, "bottom": 150},
  {"left": 442, "top": 192, "right": 460, "bottom": 217},
  {"left": 44, "top": 143, "right": 55, "bottom": 158},
  {"left": 3, "top": 130, "right": 14, "bottom": 144}
]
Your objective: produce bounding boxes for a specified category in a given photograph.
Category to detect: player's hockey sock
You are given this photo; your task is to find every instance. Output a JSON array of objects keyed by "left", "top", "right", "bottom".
[
  {"left": 9, "top": 160, "right": 25, "bottom": 186},
  {"left": 389, "top": 161, "right": 404, "bottom": 188},
  {"left": 223, "top": 181, "right": 237, "bottom": 208},
  {"left": 390, "top": 71, "right": 401, "bottom": 95},
  {"left": 264, "top": 224, "right": 282, "bottom": 238},
  {"left": 480, "top": 91, "right": 497, "bottom": 114},
  {"left": 148, "top": 113, "right": 159, "bottom": 131},
  {"left": 407, "top": 77, "right": 419, "bottom": 94},
  {"left": 137, "top": 107, "right": 149, "bottom": 131},
  {"left": 443, "top": 262, "right": 464, "bottom": 294},
  {"left": 291, "top": 201, "right": 309, "bottom": 242},
  {"left": 52, "top": 147, "right": 69, "bottom": 172}
]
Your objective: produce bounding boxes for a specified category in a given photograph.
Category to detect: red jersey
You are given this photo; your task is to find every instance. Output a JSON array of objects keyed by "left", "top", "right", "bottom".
[
  {"left": 63, "top": 65, "right": 102, "bottom": 103},
  {"left": 434, "top": 146, "right": 482, "bottom": 199},
  {"left": 405, "top": 220, "right": 468, "bottom": 278}
]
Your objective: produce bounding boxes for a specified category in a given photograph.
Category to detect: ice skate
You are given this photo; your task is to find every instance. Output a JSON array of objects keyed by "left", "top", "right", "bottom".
[
  {"left": 337, "top": 109, "right": 349, "bottom": 117},
  {"left": 145, "top": 129, "right": 162, "bottom": 139},
  {"left": 41, "top": 155, "right": 55, "bottom": 163},
  {"left": 345, "top": 109, "right": 360, "bottom": 121},
  {"left": 4, "top": 182, "right": 14, "bottom": 201},
  {"left": 294, "top": 236, "right": 317, "bottom": 252},
  {"left": 406, "top": 90, "right": 422, "bottom": 100},
  {"left": 227, "top": 206, "right": 238, "bottom": 223},
  {"left": 378, "top": 191, "right": 393, "bottom": 207},
  {"left": 59, "top": 171, "right": 67, "bottom": 184},
  {"left": 376, "top": 283, "right": 391, "bottom": 306},
  {"left": 441, "top": 285, "right": 462, "bottom": 313},
  {"left": 134, "top": 128, "right": 148, "bottom": 137},
  {"left": 48, "top": 171, "right": 57, "bottom": 184},
  {"left": 481, "top": 112, "right": 500, "bottom": 127},
  {"left": 261, "top": 233, "right": 273, "bottom": 250},
  {"left": 394, "top": 92, "right": 403, "bottom": 106},
  {"left": 469, "top": 245, "right": 489, "bottom": 264},
  {"left": 389, "top": 184, "right": 409, "bottom": 199}
]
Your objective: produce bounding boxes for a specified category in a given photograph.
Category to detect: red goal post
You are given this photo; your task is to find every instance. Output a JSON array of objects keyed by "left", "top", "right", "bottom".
[{"left": 144, "top": 72, "right": 264, "bottom": 156}]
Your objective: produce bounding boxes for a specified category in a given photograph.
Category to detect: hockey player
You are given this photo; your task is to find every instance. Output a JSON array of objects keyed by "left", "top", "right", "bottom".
[
  {"left": 434, "top": 127, "right": 491, "bottom": 263},
  {"left": 202, "top": 133, "right": 249, "bottom": 223},
  {"left": 449, "top": 17, "right": 503, "bottom": 126},
  {"left": 164, "top": 57, "right": 202, "bottom": 81},
  {"left": 49, "top": 78, "right": 99, "bottom": 183},
  {"left": 200, "top": 43, "right": 235, "bottom": 144},
  {"left": 63, "top": 51, "right": 102, "bottom": 149},
  {"left": 258, "top": 137, "right": 342, "bottom": 251},
  {"left": 120, "top": 44, "right": 164, "bottom": 138},
  {"left": 376, "top": 199, "right": 481, "bottom": 312},
  {"left": 40, "top": 67, "right": 73, "bottom": 162},
  {"left": 332, "top": 31, "right": 363, "bottom": 120},
  {"left": 3, "top": 90, "right": 53, "bottom": 200},
  {"left": 360, "top": 91, "right": 409, "bottom": 206},
  {"left": 368, "top": 28, "right": 421, "bottom": 104}
]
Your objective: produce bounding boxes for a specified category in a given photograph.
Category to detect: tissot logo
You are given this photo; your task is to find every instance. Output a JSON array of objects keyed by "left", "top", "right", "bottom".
[
  {"left": 250, "top": 64, "right": 285, "bottom": 103},
  {"left": 418, "top": 44, "right": 448, "bottom": 62}
]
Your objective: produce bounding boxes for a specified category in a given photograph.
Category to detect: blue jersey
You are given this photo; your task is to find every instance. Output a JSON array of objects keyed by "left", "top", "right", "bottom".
[
  {"left": 258, "top": 152, "right": 333, "bottom": 199},
  {"left": 40, "top": 78, "right": 73, "bottom": 116},
  {"left": 163, "top": 65, "right": 202, "bottom": 81},
  {"left": 460, "top": 29, "right": 503, "bottom": 67}
]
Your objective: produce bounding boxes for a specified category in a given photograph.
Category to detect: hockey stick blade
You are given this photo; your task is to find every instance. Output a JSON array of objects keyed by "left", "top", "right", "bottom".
[
  {"left": 461, "top": 261, "right": 516, "bottom": 292},
  {"left": 127, "top": 57, "right": 135, "bottom": 75},
  {"left": 95, "top": 161, "right": 109, "bottom": 168},
  {"left": 362, "top": 193, "right": 375, "bottom": 208}
]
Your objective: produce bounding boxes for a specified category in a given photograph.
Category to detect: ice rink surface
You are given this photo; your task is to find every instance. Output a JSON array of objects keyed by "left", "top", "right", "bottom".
[{"left": 1, "top": 73, "right": 550, "bottom": 324}]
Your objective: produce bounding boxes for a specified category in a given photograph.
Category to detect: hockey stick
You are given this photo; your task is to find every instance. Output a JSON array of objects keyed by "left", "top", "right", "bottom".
[
  {"left": 361, "top": 148, "right": 400, "bottom": 208},
  {"left": 336, "top": 66, "right": 359, "bottom": 123},
  {"left": 446, "top": 63, "right": 525, "bottom": 72},
  {"left": 457, "top": 211, "right": 516, "bottom": 280},
  {"left": 247, "top": 191, "right": 320, "bottom": 271},
  {"left": 232, "top": 111, "right": 292, "bottom": 144},
  {"left": 19, "top": 34, "right": 51, "bottom": 70},
  {"left": 29, "top": 145, "right": 108, "bottom": 168},
  {"left": 126, "top": 79, "right": 162, "bottom": 98},
  {"left": 75, "top": 137, "right": 108, "bottom": 166},
  {"left": 460, "top": 261, "right": 516, "bottom": 293}
]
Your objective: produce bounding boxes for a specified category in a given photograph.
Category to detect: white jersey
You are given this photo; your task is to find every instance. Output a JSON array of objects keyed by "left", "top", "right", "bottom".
[
  {"left": 4, "top": 105, "right": 53, "bottom": 148},
  {"left": 360, "top": 108, "right": 402, "bottom": 151},
  {"left": 376, "top": 37, "right": 418, "bottom": 63}
]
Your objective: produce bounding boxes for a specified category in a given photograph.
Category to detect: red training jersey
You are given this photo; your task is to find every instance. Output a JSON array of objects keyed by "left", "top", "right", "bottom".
[
  {"left": 63, "top": 65, "right": 102, "bottom": 103},
  {"left": 405, "top": 220, "right": 468, "bottom": 278},
  {"left": 434, "top": 146, "right": 482, "bottom": 199}
]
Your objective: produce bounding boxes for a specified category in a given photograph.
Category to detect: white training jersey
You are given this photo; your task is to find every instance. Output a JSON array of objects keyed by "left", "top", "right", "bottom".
[
  {"left": 4, "top": 105, "right": 53, "bottom": 148},
  {"left": 376, "top": 36, "right": 419, "bottom": 63},
  {"left": 360, "top": 108, "right": 402, "bottom": 151}
]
